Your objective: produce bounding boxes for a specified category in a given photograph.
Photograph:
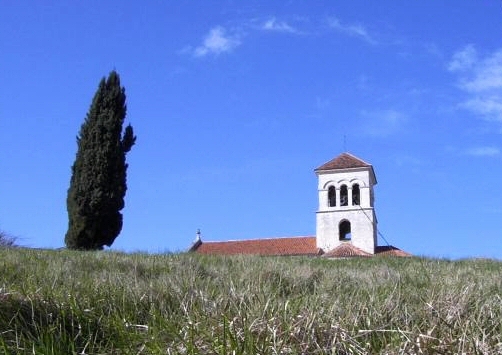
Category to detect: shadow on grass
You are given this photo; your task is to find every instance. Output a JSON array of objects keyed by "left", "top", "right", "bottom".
[{"left": 0, "top": 292, "right": 121, "bottom": 354}]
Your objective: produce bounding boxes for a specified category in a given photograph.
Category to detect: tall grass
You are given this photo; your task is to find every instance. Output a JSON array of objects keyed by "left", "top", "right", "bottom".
[{"left": 0, "top": 248, "right": 501, "bottom": 354}]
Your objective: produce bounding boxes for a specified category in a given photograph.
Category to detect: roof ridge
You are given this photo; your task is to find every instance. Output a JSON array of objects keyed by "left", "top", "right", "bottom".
[
  {"left": 192, "top": 235, "right": 319, "bottom": 256},
  {"left": 201, "top": 235, "right": 316, "bottom": 243},
  {"left": 315, "top": 152, "right": 372, "bottom": 171},
  {"left": 343, "top": 152, "right": 372, "bottom": 166}
]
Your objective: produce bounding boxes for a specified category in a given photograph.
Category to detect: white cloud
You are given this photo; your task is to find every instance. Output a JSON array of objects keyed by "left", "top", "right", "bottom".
[
  {"left": 461, "top": 96, "right": 502, "bottom": 120},
  {"left": 449, "top": 46, "right": 502, "bottom": 121},
  {"left": 328, "top": 17, "right": 376, "bottom": 44},
  {"left": 461, "top": 50, "right": 502, "bottom": 92},
  {"left": 194, "top": 26, "right": 241, "bottom": 57},
  {"left": 465, "top": 146, "right": 500, "bottom": 157},
  {"left": 262, "top": 18, "right": 297, "bottom": 33},
  {"left": 360, "top": 109, "right": 408, "bottom": 137},
  {"left": 448, "top": 44, "right": 477, "bottom": 72}
]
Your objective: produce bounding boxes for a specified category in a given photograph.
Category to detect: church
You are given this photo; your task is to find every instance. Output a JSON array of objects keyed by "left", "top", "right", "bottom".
[{"left": 189, "top": 152, "right": 410, "bottom": 257}]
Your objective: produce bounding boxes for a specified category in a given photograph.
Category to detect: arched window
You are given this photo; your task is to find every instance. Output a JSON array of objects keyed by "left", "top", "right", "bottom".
[
  {"left": 328, "top": 186, "right": 336, "bottom": 207},
  {"left": 352, "top": 184, "right": 360, "bottom": 206},
  {"left": 339, "top": 220, "right": 351, "bottom": 240},
  {"left": 340, "top": 185, "right": 348, "bottom": 206}
]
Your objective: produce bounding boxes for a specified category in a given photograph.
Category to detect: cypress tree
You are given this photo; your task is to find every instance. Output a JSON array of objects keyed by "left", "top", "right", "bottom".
[{"left": 65, "top": 71, "right": 136, "bottom": 250}]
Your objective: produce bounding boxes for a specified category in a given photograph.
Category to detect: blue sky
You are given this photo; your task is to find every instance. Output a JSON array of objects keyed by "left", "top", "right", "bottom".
[{"left": 1, "top": 1, "right": 501, "bottom": 259}]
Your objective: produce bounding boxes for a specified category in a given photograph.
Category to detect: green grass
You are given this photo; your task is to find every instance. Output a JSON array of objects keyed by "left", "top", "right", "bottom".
[{"left": 0, "top": 248, "right": 501, "bottom": 354}]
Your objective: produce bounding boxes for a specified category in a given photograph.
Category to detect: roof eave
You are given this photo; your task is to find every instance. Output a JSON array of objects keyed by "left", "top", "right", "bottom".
[
  {"left": 187, "top": 239, "right": 202, "bottom": 252},
  {"left": 315, "top": 165, "right": 377, "bottom": 185}
]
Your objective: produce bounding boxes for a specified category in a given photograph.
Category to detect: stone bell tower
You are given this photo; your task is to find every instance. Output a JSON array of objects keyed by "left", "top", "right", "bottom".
[{"left": 315, "top": 152, "right": 377, "bottom": 254}]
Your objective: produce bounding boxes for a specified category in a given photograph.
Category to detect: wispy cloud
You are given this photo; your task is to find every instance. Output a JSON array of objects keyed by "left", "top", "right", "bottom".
[
  {"left": 448, "top": 45, "right": 502, "bottom": 121},
  {"left": 360, "top": 109, "right": 408, "bottom": 137},
  {"left": 464, "top": 146, "right": 500, "bottom": 157},
  {"left": 261, "top": 17, "right": 297, "bottom": 33},
  {"left": 448, "top": 44, "right": 477, "bottom": 72},
  {"left": 461, "top": 97, "right": 502, "bottom": 120},
  {"left": 328, "top": 17, "right": 376, "bottom": 44},
  {"left": 188, "top": 18, "right": 299, "bottom": 58},
  {"left": 194, "top": 26, "right": 241, "bottom": 57}
]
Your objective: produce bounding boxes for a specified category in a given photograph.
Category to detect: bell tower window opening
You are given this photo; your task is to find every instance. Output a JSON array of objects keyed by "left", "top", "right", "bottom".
[
  {"left": 340, "top": 185, "right": 348, "bottom": 206},
  {"left": 328, "top": 186, "right": 336, "bottom": 207},
  {"left": 339, "top": 220, "right": 351, "bottom": 240},
  {"left": 352, "top": 184, "right": 360, "bottom": 206}
]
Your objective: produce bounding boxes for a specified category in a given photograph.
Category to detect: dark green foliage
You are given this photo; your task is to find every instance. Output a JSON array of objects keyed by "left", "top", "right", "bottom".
[{"left": 65, "top": 71, "right": 136, "bottom": 250}]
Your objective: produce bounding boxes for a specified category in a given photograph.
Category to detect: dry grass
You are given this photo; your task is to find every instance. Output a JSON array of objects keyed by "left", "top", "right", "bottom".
[{"left": 0, "top": 248, "right": 501, "bottom": 354}]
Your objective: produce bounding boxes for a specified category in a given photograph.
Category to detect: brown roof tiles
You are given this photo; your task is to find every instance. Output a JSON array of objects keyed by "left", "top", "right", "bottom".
[
  {"left": 315, "top": 152, "right": 371, "bottom": 171},
  {"left": 190, "top": 236, "right": 411, "bottom": 257},
  {"left": 192, "top": 236, "right": 321, "bottom": 256},
  {"left": 375, "top": 245, "right": 412, "bottom": 257},
  {"left": 323, "top": 243, "right": 372, "bottom": 257}
]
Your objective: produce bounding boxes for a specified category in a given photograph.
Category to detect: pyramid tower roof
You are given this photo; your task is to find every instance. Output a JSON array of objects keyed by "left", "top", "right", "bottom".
[{"left": 315, "top": 152, "right": 371, "bottom": 171}]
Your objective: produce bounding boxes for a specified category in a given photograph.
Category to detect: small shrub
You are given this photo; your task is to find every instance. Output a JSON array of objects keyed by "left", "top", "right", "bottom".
[{"left": 0, "top": 230, "right": 16, "bottom": 248}]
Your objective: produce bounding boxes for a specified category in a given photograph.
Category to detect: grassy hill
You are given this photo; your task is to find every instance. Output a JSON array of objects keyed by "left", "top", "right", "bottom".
[{"left": 0, "top": 248, "right": 501, "bottom": 354}]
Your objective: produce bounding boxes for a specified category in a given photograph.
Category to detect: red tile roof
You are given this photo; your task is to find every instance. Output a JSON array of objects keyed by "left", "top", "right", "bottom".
[
  {"left": 375, "top": 245, "right": 412, "bottom": 257},
  {"left": 191, "top": 236, "right": 321, "bottom": 256},
  {"left": 315, "top": 152, "right": 371, "bottom": 171},
  {"left": 323, "top": 243, "right": 372, "bottom": 258},
  {"left": 190, "top": 236, "right": 411, "bottom": 257}
]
